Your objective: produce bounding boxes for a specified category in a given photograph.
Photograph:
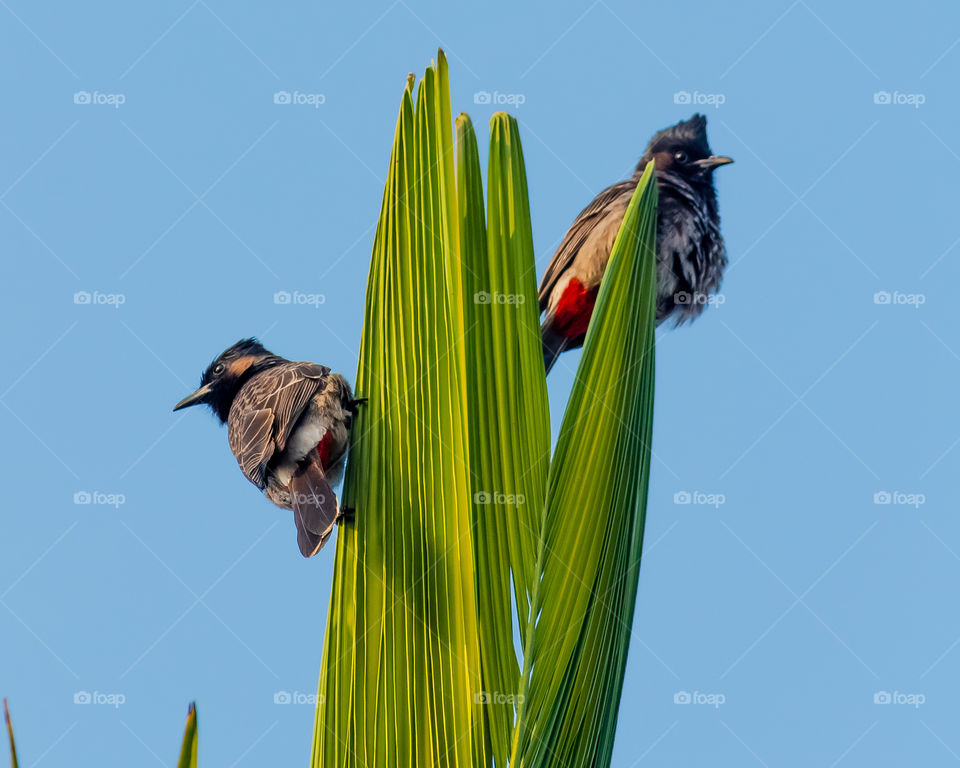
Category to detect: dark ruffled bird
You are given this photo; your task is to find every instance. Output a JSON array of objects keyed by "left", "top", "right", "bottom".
[
  {"left": 173, "top": 339, "right": 360, "bottom": 557},
  {"left": 539, "top": 113, "right": 732, "bottom": 374}
]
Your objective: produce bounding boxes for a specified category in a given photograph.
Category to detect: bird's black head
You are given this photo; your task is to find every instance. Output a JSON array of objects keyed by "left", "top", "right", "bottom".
[
  {"left": 173, "top": 338, "right": 284, "bottom": 423},
  {"left": 637, "top": 114, "right": 733, "bottom": 184}
]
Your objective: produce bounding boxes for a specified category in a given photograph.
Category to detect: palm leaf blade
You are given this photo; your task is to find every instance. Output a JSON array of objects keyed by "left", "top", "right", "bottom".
[
  {"left": 458, "top": 111, "right": 550, "bottom": 767},
  {"left": 513, "top": 161, "right": 658, "bottom": 768},
  {"left": 313, "top": 53, "right": 484, "bottom": 768}
]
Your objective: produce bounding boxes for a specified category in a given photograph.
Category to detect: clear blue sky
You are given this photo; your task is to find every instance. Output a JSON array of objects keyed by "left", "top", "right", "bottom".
[{"left": 2, "top": 1, "right": 959, "bottom": 765}]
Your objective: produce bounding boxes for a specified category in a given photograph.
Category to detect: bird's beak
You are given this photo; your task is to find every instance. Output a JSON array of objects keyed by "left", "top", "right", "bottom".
[
  {"left": 696, "top": 155, "right": 734, "bottom": 171},
  {"left": 173, "top": 383, "right": 213, "bottom": 412}
]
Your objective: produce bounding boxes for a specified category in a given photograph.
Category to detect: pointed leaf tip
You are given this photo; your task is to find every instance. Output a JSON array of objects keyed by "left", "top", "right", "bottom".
[
  {"left": 4, "top": 699, "right": 17, "bottom": 768},
  {"left": 177, "top": 701, "right": 198, "bottom": 768}
]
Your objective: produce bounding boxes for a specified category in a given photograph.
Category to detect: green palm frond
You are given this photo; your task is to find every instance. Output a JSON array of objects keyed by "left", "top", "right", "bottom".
[
  {"left": 459, "top": 111, "right": 550, "bottom": 767},
  {"left": 314, "top": 51, "right": 657, "bottom": 768},
  {"left": 512, "top": 162, "right": 657, "bottom": 768},
  {"left": 314, "top": 52, "right": 484, "bottom": 767}
]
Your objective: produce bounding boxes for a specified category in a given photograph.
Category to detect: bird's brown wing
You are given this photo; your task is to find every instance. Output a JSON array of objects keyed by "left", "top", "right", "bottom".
[
  {"left": 227, "top": 362, "right": 330, "bottom": 489},
  {"left": 538, "top": 179, "right": 638, "bottom": 313}
]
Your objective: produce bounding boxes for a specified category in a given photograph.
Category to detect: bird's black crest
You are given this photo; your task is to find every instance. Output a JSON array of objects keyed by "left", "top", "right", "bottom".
[{"left": 642, "top": 114, "right": 712, "bottom": 162}]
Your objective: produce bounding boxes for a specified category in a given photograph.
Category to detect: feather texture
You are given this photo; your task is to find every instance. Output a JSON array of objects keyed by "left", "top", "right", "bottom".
[{"left": 227, "top": 361, "right": 331, "bottom": 489}]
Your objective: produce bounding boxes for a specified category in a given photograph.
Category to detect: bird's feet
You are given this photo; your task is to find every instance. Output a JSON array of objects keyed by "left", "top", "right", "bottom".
[
  {"left": 349, "top": 397, "right": 368, "bottom": 411},
  {"left": 337, "top": 506, "right": 356, "bottom": 525}
]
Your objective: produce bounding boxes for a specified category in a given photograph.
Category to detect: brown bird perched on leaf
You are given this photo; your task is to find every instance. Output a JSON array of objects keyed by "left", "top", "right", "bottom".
[
  {"left": 539, "top": 113, "right": 732, "bottom": 374},
  {"left": 173, "top": 339, "right": 360, "bottom": 557}
]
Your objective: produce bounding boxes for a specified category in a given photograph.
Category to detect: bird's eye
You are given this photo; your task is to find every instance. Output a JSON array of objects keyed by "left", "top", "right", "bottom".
[
  {"left": 213, "top": 363, "right": 225, "bottom": 376},
  {"left": 674, "top": 150, "right": 688, "bottom": 163}
]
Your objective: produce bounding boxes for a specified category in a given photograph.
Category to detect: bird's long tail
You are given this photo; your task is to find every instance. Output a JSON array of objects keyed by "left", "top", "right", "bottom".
[
  {"left": 541, "top": 315, "right": 571, "bottom": 376},
  {"left": 289, "top": 458, "right": 338, "bottom": 558}
]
